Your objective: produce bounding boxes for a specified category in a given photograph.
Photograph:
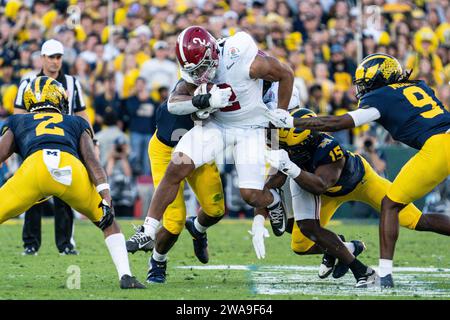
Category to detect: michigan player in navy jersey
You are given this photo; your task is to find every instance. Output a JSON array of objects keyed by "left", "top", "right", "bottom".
[
  {"left": 126, "top": 79, "right": 225, "bottom": 284},
  {"left": 0, "top": 76, "right": 145, "bottom": 289},
  {"left": 265, "top": 53, "right": 450, "bottom": 288}
]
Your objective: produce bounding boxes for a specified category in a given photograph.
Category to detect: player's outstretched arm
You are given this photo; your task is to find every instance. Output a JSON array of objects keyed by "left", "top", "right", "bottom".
[
  {"left": 250, "top": 55, "right": 294, "bottom": 110},
  {"left": 293, "top": 114, "right": 355, "bottom": 132},
  {"left": 0, "top": 130, "right": 16, "bottom": 164},
  {"left": 79, "top": 131, "right": 112, "bottom": 205}
]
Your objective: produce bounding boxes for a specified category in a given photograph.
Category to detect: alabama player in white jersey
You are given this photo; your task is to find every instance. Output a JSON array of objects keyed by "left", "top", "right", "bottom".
[{"left": 143, "top": 26, "right": 294, "bottom": 283}]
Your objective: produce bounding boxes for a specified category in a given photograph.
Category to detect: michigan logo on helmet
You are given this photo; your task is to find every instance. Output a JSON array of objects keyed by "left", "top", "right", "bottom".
[
  {"left": 23, "top": 76, "right": 69, "bottom": 114},
  {"left": 278, "top": 108, "right": 318, "bottom": 165},
  {"left": 353, "top": 53, "right": 408, "bottom": 99}
]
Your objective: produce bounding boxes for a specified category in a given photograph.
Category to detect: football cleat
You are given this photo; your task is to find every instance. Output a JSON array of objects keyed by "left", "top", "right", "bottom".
[
  {"left": 147, "top": 257, "right": 167, "bottom": 284},
  {"left": 354, "top": 267, "right": 377, "bottom": 288},
  {"left": 333, "top": 239, "right": 366, "bottom": 279},
  {"left": 318, "top": 253, "right": 336, "bottom": 279},
  {"left": 267, "top": 189, "right": 287, "bottom": 237},
  {"left": 380, "top": 274, "right": 394, "bottom": 288},
  {"left": 59, "top": 247, "right": 79, "bottom": 255},
  {"left": 120, "top": 275, "right": 146, "bottom": 289},
  {"left": 185, "top": 216, "right": 209, "bottom": 264},
  {"left": 22, "top": 247, "right": 38, "bottom": 256},
  {"left": 126, "top": 225, "right": 154, "bottom": 253}
]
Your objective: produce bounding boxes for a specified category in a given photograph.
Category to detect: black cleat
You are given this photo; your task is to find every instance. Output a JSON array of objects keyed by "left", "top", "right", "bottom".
[
  {"left": 380, "top": 274, "right": 394, "bottom": 288},
  {"left": 267, "top": 189, "right": 287, "bottom": 237},
  {"left": 185, "top": 216, "right": 209, "bottom": 264},
  {"left": 120, "top": 275, "right": 146, "bottom": 289},
  {"left": 333, "top": 238, "right": 366, "bottom": 279},
  {"left": 126, "top": 225, "right": 154, "bottom": 253},
  {"left": 147, "top": 257, "right": 167, "bottom": 283},
  {"left": 318, "top": 253, "right": 336, "bottom": 279},
  {"left": 355, "top": 267, "right": 377, "bottom": 288},
  {"left": 22, "top": 247, "right": 38, "bottom": 256},
  {"left": 60, "top": 247, "right": 79, "bottom": 255}
]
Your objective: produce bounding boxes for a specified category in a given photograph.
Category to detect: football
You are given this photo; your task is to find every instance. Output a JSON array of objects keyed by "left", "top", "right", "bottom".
[{"left": 192, "top": 83, "right": 216, "bottom": 121}]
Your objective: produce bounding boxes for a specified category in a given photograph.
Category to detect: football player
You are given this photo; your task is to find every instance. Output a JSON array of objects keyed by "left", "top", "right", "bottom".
[
  {"left": 127, "top": 78, "right": 301, "bottom": 283},
  {"left": 142, "top": 26, "right": 294, "bottom": 282},
  {"left": 0, "top": 76, "right": 145, "bottom": 289},
  {"left": 126, "top": 94, "right": 225, "bottom": 284},
  {"left": 265, "top": 53, "right": 450, "bottom": 288}
]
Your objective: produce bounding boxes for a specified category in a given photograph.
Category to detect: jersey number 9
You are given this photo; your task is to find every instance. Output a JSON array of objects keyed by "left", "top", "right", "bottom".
[{"left": 403, "top": 86, "right": 444, "bottom": 119}]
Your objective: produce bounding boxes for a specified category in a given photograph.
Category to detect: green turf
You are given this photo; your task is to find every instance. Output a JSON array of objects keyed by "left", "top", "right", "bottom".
[{"left": 0, "top": 218, "right": 449, "bottom": 300}]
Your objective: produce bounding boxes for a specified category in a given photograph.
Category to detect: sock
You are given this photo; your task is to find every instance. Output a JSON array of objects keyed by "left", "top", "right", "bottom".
[
  {"left": 268, "top": 189, "right": 281, "bottom": 208},
  {"left": 344, "top": 242, "right": 356, "bottom": 254},
  {"left": 194, "top": 217, "right": 208, "bottom": 233},
  {"left": 105, "top": 233, "right": 132, "bottom": 280},
  {"left": 143, "top": 217, "right": 160, "bottom": 239},
  {"left": 348, "top": 258, "right": 367, "bottom": 278},
  {"left": 152, "top": 249, "right": 167, "bottom": 262},
  {"left": 379, "top": 259, "right": 393, "bottom": 277}
]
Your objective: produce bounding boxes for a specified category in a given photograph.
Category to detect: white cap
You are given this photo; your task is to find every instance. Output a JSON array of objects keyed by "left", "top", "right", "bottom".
[{"left": 41, "top": 39, "right": 64, "bottom": 56}]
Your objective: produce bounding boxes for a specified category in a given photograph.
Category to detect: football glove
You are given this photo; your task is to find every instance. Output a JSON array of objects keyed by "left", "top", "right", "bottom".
[
  {"left": 98, "top": 199, "right": 115, "bottom": 231},
  {"left": 208, "top": 84, "right": 232, "bottom": 109},
  {"left": 265, "top": 149, "right": 301, "bottom": 179},
  {"left": 248, "top": 214, "right": 270, "bottom": 259},
  {"left": 264, "top": 109, "right": 294, "bottom": 128}
]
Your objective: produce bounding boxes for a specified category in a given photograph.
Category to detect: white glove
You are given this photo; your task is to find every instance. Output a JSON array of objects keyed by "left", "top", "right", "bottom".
[
  {"left": 248, "top": 215, "right": 270, "bottom": 259},
  {"left": 265, "top": 149, "right": 301, "bottom": 179},
  {"left": 208, "top": 84, "right": 232, "bottom": 109},
  {"left": 264, "top": 109, "right": 294, "bottom": 128}
]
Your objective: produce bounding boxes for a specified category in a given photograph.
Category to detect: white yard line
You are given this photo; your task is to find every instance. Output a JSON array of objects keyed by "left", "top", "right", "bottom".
[{"left": 176, "top": 265, "right": 450, "bottom": 297}]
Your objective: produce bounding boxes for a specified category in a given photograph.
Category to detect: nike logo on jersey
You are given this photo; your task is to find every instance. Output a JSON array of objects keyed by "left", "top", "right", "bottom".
[{"left": 226, "top": 62, "right": 235, "bottom": 70}]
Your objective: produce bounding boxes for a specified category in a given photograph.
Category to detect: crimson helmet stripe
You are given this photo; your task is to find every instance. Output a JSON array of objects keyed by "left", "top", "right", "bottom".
[{"left": 177, "top": 28, "right": 189, "bottom": 65}]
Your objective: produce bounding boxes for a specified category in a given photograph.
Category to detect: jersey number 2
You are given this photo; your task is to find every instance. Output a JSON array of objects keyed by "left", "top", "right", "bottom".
[
  {"left": 403, "top": 86, "right": 444, "bottom": 119},
  {"left": 34, "top": 114, "right": 65, "bottom": 136}
]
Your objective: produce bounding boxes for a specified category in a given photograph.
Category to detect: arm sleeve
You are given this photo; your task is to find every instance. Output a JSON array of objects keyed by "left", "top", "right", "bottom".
[
  {"left": 347, "top": 107, "right": 381, "bottom": 127},
  {"left": 14, "top": 80, "right": 29, "bottom": 109},
  {"left": 73, "top": 78, "right": 87, "bottom": 112}
]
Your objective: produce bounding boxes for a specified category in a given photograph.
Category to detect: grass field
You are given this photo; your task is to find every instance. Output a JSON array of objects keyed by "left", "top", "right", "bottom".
[{"left": 0, "top": 217, "right": 449, "bottom": 300}]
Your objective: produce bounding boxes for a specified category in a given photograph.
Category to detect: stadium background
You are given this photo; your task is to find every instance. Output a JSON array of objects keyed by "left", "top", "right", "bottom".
[{"left": 0, "top": 0, "right": 449, "bottom": 219}]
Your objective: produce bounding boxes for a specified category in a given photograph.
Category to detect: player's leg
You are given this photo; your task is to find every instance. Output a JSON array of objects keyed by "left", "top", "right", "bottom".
[
  {"left": 147, "top": 124, "right": 222, "bottom": 229},
  {"left": 380, "top": 134, "right": 450, "bottom": 287},
  {"left": 148, "top": 183, "right": 187, "bottom": 283},
  {"left": 53, "top": 197, "right": 77, "bottom": 255},
  {"left": 185, "top": 163, "right": 225, "bottom": 263},
  {"left": 57, "top": 153, "right": 144, "bottom": 289},
  {"left": 0, "top": 158, "right": 44, "bottom": 224},
  {"left": 234, "top": 128, "right": 287, "bottom": 235},
  {"left": 127, "top": 134, "right": 176, "bottom": 253},
  {"left": 290, "top": 180, "right": 375, "bottom": 287}
]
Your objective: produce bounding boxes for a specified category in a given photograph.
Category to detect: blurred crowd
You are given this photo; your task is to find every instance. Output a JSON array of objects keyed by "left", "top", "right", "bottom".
[{"left": 0, "top": 0, "right": 449, "bottom": 217}]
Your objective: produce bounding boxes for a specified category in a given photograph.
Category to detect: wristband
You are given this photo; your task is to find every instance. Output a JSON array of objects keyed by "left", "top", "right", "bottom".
[
  {"left": 192, "top": 93, "right": 211, "bottom": 109},
  {"left": 96, "top": 183, "right": 110, "bottom": 193}
]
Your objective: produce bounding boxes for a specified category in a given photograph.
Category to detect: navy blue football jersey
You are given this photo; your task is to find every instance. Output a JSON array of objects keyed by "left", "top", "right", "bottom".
[
  {"left": 155, "top": 100, "right": 194, "bottom": 147},
  {"left": 359, "top": 80, "right": 450, "bottom": 149},
  {"left": 292, "top": 133, "right": 365, "bottom": 197},
  {"left": 1, "top": 113, "right": 92, "bottom": 160}
]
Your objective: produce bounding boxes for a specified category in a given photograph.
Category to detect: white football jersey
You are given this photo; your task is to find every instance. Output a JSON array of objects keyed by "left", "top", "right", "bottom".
[
  {"left": 263, "top": 81, "right": 301, "bottom": 111},
  {"left": 210, "top": 32, "right": 268, "bottom": 127}
]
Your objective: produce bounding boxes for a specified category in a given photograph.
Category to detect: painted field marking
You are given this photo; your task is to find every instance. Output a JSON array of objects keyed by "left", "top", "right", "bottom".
[{"left": 177, "top": 265, "right": 450, "bottom": 298}]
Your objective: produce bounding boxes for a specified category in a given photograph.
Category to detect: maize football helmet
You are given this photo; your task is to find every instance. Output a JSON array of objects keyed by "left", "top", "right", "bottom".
[
  {"left": 353, "top": 53, "right": 409, "bottom": 99},
  {"left": 278, "top": 108, "right": 319, "bottom": 165},
  {"left": 23, "top": 76, "right": 69, "bottom": 114}
]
